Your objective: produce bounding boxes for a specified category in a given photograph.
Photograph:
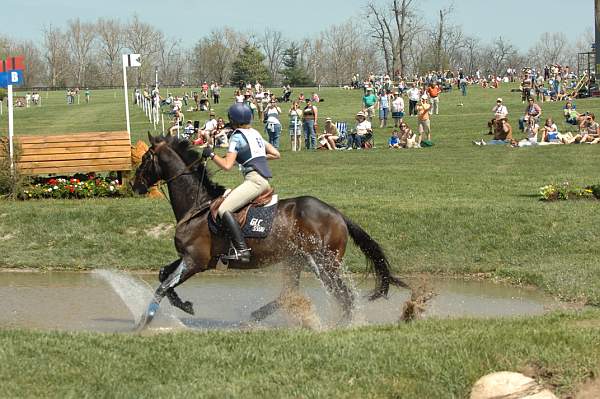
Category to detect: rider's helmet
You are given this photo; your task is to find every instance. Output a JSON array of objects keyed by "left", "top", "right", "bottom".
[{"left": 228, "top": 103, "right": 253, "bottom": 126}]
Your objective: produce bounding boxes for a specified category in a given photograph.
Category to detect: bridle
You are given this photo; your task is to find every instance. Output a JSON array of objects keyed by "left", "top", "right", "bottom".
[{"left": 138, "top": 141, "right": 208, "bottom": 202}]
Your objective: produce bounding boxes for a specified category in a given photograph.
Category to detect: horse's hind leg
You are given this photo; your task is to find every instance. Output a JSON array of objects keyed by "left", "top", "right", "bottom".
[
  {"left": 250, "top": 259, "right": 302, "bottom": 322},
  {"left": 309, "top": 254, "right": 355, "bottom": 324}
]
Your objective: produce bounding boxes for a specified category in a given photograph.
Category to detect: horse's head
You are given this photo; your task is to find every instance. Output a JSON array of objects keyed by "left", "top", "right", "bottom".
[{"left": 131, "top": 133, "right": 166, "bottom": 194}]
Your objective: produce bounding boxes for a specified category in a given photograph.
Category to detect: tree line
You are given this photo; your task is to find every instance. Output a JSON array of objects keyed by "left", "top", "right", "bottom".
[{"left": 0, "top": 2, "right": 594, "bottom": 89}]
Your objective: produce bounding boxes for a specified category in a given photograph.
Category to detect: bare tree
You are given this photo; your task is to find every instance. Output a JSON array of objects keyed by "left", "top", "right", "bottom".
[
  {"left": 483, "top": 37, "right": 517, "bottom": 76},
  {"left": 157, "top": 36, "right": 184, "bottom": 85},
  {"left": 66, "top": 18, "right": 97, "bottom": 87},
  {"left": 258, "top": 28, "right": 287, "bottom": 84},
  {"left": 392, "top": 0, "right": 421, "bottom": 77},
  {"left": 123, "top": 15, "right": 163, "bottom": 86},
  {"left": 528, "top": 32, "right": 569, "bottom": 69},
  {"left": 96, "top": 18, "right": 123, "bottom": 86},
  {"left": 192, "top": 28, "right": 246, "bottom": 84},
  {"left": 433, "top": 5, "right": 453, "bottom": 72},
  {"left": 42, "top": 25, "right": 71, "bottom": 87}
]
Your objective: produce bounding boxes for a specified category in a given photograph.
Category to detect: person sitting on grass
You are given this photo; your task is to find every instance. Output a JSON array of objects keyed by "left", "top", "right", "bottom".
[
  {"left": 571, "top": 113, "right": 600, "bottom": 144},
  {"left": 474, "top": 118, "right": 513, "bottom": 146},
  {"left": 540, "top": 117, "right": 561, "bottom": 143},
  {"left": 516, "top": 116, "right": 539, "bottom": 147},
  {"left": 399, "top": 122, "right": 418, "bottom": 148},
  {"left": 317, "top": 118, "right": 340, "bottom": 150},
  {"left": 519, "top": 97, "right": 542, "bottom": 131},
  {"left": 488, "top": 98, "right": 508, "bottom": 134},
  {"left": 168, "top": 110, "right": 184, "bottom": 135},
  {"left": 563, "top": 100, "right": 580, "bottom": 125},
  {"left": 388, "top": 130, "right": 401, "bottom": 148}
]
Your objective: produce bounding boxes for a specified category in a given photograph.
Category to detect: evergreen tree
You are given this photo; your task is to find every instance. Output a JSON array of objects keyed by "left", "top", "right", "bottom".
[
  {"left": 280, "top": 45, "right": 312, "bottom": 86},
  {"left": 230, "top": 45, "right": 271, "bottom": 86}
]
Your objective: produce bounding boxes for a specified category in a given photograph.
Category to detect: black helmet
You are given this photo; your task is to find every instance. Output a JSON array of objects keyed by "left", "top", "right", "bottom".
[{"left": 228, "top": 103, "right": 252, "bottom": 125}]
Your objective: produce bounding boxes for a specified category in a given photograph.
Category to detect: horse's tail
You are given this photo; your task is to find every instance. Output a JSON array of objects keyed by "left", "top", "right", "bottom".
[{"left": 343, "top": 215, "right": 410, "bottom": 300}]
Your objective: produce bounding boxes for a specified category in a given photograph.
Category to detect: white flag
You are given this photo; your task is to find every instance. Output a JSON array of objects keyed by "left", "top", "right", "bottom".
[{"left": 123, "top": 54, "right": 141, "bottom": 67}]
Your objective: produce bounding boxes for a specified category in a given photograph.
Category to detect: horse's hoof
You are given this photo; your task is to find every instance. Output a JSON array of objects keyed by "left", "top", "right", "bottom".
[{"left": 181, "top": 301, "right": 195, "bottom": 315}]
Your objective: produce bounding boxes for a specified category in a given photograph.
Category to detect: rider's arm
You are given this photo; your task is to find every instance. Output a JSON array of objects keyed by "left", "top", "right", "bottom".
[
  {"left": 210, "top": 151, "right": 237, "bottom": 171},
  {"left": 265, "top": 143, "right": 280, "bottom": 160}
]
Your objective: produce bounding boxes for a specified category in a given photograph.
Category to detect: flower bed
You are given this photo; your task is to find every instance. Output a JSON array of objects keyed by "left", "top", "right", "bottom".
[
  {"left": 539, "top": 182, "right": 600, "bottom": 201},
  {"left": 20, "top": 174, "right": 129, "bottom": 200}
]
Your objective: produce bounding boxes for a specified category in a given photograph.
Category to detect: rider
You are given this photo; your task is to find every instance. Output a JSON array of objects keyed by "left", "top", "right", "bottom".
[{"left": 202, "top": 103, "right": 280, "bottom": 262}]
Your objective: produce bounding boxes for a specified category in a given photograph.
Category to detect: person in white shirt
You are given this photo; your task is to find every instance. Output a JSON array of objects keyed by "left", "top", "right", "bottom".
[
  {"left": 391, "top": 92, "right": 405, "bottom": 127},
  {"left": 406, "top": 84, "right": 421, "bottom": 116},
  {"left": 488, "top": 98, "right": 509, "bottom": 135},
  {"left": 198, "top": 111, "right": 218, "bottom": 145},
  {"left": 346, "top": 111, "right": 372, "bottom": 149}
]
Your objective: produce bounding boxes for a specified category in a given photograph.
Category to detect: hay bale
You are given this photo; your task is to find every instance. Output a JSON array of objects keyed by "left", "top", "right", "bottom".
[
  {"left": 131, "top": 140, "right": 149, "bottom": 165},
  {"left": 470, "top": 371, "right": 557, "bottom": 399}
]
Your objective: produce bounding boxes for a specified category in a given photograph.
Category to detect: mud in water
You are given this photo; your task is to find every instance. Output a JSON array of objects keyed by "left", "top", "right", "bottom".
[{"left": 0, "top": 270, "right": 573, "bottom": 333}]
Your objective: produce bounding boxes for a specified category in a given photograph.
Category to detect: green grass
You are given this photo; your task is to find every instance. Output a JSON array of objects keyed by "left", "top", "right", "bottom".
[
  {"left": 0, "top": 85, "right": 599, "bottom": 398},
  {"left": 1, "top": 85, "right": 599, "bottom": 304},
  {"left": 0, "top": 311, "right": 598, "bottom": 398}
]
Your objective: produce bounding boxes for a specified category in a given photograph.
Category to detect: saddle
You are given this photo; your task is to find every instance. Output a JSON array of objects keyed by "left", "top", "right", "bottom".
[{"left": 209, "top": 188, "right": 277, "bottom": 237}]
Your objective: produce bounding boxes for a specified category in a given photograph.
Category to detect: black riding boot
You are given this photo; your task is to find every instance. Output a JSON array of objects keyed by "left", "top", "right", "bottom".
[{"left": 220, "top": 211, "right": 251, "bottom": 263}]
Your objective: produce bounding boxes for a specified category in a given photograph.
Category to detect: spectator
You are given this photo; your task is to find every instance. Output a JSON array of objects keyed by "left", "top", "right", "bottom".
[
  {"left": 212, "top": 118, "right": 229, "bottom": 147},
  {"left": 85, "top": 88, "right": 91, "bottom": 103},
  {"left": 399, "top": 122, "right": 418, "bottom": 148},
  {"left": 377, "top": 90, "right": 391, "bottom": 128},
  {"left": 573, "top": 113, "right": 600, "bottom": 143},
  {"left": 416, "top": 95, "right": 432, "bottom": 145},
  {"left": 391, "top": 91, "right": 405, "bottom": 127},
  {"left": 519, "top": 98, "right": 542, "bottom": 131},
  {"left": 197, "top": 111, "right": 218, "bottom": 145},
  {"left": 318, "top": 117, "right": 340, "bottom": 150},
  {"left": 264, "top": 100, "right": 282, "bottom": 149},
  {"left": 459, "top": 76, "right": 468, "bottom": 103},
  {"left": 406, "top": 84, "right": 420, "bottom": 116},
  {"left": 475, "top": 119, "right": 513, "bottom": 146},
  {"left": 563, "top": 100, "right": 580, "bottom": 125},
  {"left": 517, "top": 116, "right": 539, "bottom": 147},
  {"left": 346, "top": 111, "right": 372, "bottom": 150},
  {"left": 182, "top": 120, "right": 195, "bottom": 141},
  {"left": 302, "top": 99, "right": 318, "bottom": 149},
  {"left": 388, "top": 130, "right": 401, "bottom": 148},
  {"left": 540, "top": 118, "right": 561, "bottom": 143},
  {"left": 426, "top": 83, "right": 441, "bottom": 115},
  {"left": 169, "top": 110, "right": 184, "bottom": 135},
  {"left": 488, "top": 98, "right": 509, "bottom": 134},
  {"left": 311, "top": 92, "right": 320, "bottom": 103},
  {"left": 212, "top": 83, "right": 221, "bottom": 104},
  {"left": 289, "top": 101, "right": 303, "bottom": 151},
  {"left": 362, "top": 88, "right": 378, "bottom": 122}
]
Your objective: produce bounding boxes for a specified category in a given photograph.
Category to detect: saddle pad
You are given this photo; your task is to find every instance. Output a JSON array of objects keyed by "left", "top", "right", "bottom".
[{"left": 208, "top": 202, "right": 278, "bottom": 239}]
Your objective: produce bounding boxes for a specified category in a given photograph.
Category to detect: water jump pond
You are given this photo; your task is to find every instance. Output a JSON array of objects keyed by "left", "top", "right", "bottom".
[{"left": 0, "top": 270, "right": 573, "bottom": 333}]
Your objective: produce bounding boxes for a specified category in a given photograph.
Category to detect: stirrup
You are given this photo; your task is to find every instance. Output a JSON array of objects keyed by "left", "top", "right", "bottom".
[{"left": 221, "top": 246, "right": 251, "bottom": 262}]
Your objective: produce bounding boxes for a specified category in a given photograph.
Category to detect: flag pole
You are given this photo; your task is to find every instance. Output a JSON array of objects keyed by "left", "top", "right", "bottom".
[
  {"left": 8, "top": 84, "right": 14, "bottom": 174},
  {"left": 122, "top": 55, "right": 131, "bottom": 140}
]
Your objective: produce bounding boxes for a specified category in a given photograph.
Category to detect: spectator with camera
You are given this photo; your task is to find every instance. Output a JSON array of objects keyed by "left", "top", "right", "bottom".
[{"left": 518, "top": 98, "right": 542, "bottom": 131}]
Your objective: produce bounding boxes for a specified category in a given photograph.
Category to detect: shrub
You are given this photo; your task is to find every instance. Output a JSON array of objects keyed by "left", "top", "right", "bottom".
[{"left": 0, "top": 139, "right": 27, "bottom": 199}]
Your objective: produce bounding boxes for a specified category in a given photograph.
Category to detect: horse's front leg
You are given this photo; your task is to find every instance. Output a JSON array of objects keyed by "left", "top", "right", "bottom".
[
  {"left": 135, "top": 258, "right": 196, "bottom": 331},
  {"left": 158, "top": 258, "right": 195, "bottom": 315}
]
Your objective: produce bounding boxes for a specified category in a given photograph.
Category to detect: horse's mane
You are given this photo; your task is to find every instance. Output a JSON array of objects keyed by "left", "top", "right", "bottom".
[{"left": 162, "top": 135, "right": 226, "bottom": 198}]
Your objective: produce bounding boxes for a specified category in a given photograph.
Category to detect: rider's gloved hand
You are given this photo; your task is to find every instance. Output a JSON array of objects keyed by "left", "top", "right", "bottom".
[{"left": 202, "top": 146, "right": 215, "bottom": 159}]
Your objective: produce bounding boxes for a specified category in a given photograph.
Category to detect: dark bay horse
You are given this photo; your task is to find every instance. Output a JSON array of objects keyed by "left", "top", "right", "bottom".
[{"left": 131, "top": 133, "right": 408, "bottom": 330}]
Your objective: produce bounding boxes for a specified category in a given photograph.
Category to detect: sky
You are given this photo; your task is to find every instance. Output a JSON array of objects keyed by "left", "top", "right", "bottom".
[{"left": 1, "top": 0, "right": 595, "bottom": 50}]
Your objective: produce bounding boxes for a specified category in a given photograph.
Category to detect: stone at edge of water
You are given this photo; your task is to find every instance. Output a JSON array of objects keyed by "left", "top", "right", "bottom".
[{"left": 470, "top": 371, "right": 557, "bottom": 399}]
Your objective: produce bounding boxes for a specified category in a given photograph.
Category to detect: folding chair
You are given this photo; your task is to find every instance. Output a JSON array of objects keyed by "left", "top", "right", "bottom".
[{"left": 335, "top": 122, "right": 348, "bottom": 149}]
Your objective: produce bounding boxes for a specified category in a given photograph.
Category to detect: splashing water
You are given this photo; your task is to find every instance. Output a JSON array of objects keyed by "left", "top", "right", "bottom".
[{"left": 92, "top": 269, "right": 185, "bottom": 330}]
